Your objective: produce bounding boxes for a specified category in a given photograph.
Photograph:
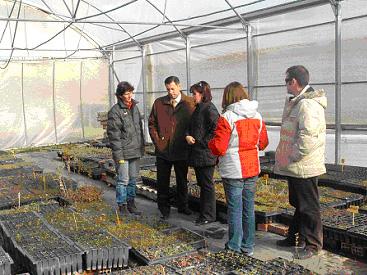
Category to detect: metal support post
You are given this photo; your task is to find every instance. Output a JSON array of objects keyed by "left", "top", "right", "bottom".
[
  {"left": 185, "top": 36, "right": 191, "bottom": 93},
  {"left": 141, "top": 45, "right": 149, "bottom": 142},
  {"left": 331, "top": 0, "right": 343, "bottom": 164},
  {"left": 52, "top": 61, "right": 58, "bottom": 143},
  {"left": 21, "top": 63, "right": 28, "bottom": 146},
  {"left": 246, "top": 24, "right": 255, "bottom": 99},
  {"left": 79, "top": 61, "right": 85, "bottom": 139}
]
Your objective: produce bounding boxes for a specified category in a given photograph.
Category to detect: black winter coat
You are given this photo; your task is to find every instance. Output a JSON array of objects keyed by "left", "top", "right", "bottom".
[
  {"left": 187, "top": 101, "right": 219, "bottom": 167},
  {"left": 107, "top": 99, "right": 144, "bottom": 161}
]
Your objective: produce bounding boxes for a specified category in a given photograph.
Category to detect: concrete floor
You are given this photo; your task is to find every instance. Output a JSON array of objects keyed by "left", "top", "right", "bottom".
[{"left": 19, "top": 151, "right": 367, "bottom": 275}]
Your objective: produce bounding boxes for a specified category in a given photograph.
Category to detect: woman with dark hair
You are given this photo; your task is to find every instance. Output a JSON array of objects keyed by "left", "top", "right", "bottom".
[
  {"left": 209, "top": 81, "right": 269, "bottom": 255},
  {"left": 186, "top": 81, "right": 220, "bottom": 225}
]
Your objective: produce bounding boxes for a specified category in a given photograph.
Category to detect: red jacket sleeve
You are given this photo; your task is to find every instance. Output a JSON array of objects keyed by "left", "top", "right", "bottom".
[
  {"left": 208, "top": 116, "right": 232, "bottom": 156},
  {"left": 258, "top": 120, "right": 269, "bottom": 151}
]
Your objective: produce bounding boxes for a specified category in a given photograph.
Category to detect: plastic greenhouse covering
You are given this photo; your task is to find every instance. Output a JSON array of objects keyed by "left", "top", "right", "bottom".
[{"left": 0, "top": 0, "right": 366, "bottom": 166}]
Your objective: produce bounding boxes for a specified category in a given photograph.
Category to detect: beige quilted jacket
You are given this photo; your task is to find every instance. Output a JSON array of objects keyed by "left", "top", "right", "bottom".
[{"left": 274, "top": 87, "right": 327, "bottom": 178}]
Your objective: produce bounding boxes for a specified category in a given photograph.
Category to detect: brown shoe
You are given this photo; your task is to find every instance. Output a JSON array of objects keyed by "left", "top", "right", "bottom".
[{"left": 294, "top": 248, "right": 319, "bottom": 260}]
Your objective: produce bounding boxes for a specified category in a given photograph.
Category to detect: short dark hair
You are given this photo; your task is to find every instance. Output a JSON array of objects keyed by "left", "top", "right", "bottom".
[
  {"left": 222, "top": 81, "right": 249, "bottom": 111},
  {"left": 190, "top": 81, "right": 212, "bottom": 103},
  {"left": 116, "top": 81, "right": 134, "bottom": 96},
  {"left": 164, "top": 76, "right": 180, "bottom": 85},
  {"left": 286, "top": 65, "right": 309, "bottom": 87}
]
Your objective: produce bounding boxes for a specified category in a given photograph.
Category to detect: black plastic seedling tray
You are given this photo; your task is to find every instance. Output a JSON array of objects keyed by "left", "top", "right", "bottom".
[
  {"left": 39, "top": 203, "right": 131, "bottom": 270},
  {"left": 0, "top": 211, "right": 83, "bottom": 275},
  {"left": 0, "top": 246, "right": 13, "bottom": 275},
  {"left": 130, "top": 227, "right": 205, "bottom": 266}
]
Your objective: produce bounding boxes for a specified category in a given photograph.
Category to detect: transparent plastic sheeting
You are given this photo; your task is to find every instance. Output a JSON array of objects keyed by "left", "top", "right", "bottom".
[
  {"left": 0, "top": 59, "right": 109, "bottom": 149},
  {"left": 0, "top": 1, "right": 102, "bottom": 61},
  {"left": 0, "top": 0, "right": 302, "bottom": 56}
]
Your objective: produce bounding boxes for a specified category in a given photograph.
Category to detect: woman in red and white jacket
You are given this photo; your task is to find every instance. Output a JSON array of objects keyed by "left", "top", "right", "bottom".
[{"left": 209, "top": 81, "right": 268, "bottom": 255}]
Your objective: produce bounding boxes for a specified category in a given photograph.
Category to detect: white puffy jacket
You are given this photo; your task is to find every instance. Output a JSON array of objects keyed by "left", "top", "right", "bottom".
[{"left": 274, "top": 87, "right": 327, "bottom": 178}]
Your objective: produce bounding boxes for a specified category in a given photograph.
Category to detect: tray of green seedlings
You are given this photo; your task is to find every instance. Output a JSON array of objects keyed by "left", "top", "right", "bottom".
[
  {"left": 165, "top": 251, "right": 221, "bottom": 274},
  {"left": 140, "top": 167, "right": 176, "bottom": 188},
  {"left": 114, "top": 264, "right": 176, "bottom": 274},
  {"left": 264, "top": 257, "right": 315, "bottom": 275},
  {"left": 0, "top": 160, "right": 42, "bottom": 178},
  {"left": 322, "top": 208, "right": 367, "bottom": 244},
  {"left": 107, "top": 217, "right": 204, "bottom": 265},
  {"left": 187, "top": 167, "right": 222, "bottom": 184},
  {"left": 197, "top": 250, "right": 267, "bottom": 274},
  {"left": 68, "top": 156, "right": 104, "bottom": 180},
  {"left": 318, "top": 186, "right": 364, "bottom": 208},
  {"left": 359, "top": 203, "right": 367, "bottom": 214},
  {"left": 0, "top": 175, "right": 57, "bottom": 210},
  {"left": 41, "top": 204, "right": 130, "bottom": 270},
  {"left": 61, "top": 144, "right": 112, "bottom": 161},
  {"left": 0, "top": 211, "right": 83, "bottom": 275},
  {"left": 318, "top": 164, "right": 367, "bottom": 195}
]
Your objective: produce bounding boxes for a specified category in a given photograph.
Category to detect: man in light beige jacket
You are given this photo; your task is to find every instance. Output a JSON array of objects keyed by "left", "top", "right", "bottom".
[{"left": 274, "top": 65, "right": 327, "bottom": 260}]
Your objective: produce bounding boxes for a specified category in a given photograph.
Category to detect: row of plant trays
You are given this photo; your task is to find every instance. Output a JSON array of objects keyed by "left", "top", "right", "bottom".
[
  {"left": 139, "top": 173, "right": 364, "bottom": 226},
  {"left": 163, "top": 250, "right": 313, "bottom": 275},
  {"left": 0, "top": 211, "right": 84, "bottom": 275},
  {"left": 0, "top": 172, "right": 77, "bottom": 210},
  {"left": 107, "top": 219, "right": 206, "bottom": 265},
  {"left": 0, "top": 246, "right": 13, "bottom": 275},
  {"left": 258, "top": 158, "right": 367, "bottom": 196},
  {"left": 39, "top": 203, "right": 130, "bottom": 270}
]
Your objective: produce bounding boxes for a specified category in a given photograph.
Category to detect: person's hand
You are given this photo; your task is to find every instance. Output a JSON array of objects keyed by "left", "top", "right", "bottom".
[{"left": 185, "top": 135, "right": 196, "bottom": 145}]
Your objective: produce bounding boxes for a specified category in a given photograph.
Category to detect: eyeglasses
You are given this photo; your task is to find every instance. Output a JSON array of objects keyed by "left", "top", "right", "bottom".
[
  {"left": 197, "top": 81, "right": 204, "bottom": 88},
  {"left": 285, "top": 78, "right": 293, "bottom": 84}
]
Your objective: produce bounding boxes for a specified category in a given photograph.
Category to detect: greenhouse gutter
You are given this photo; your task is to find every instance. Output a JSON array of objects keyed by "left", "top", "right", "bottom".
[{"left": 109, "top": 0, "right": 329, "bottom": 50}]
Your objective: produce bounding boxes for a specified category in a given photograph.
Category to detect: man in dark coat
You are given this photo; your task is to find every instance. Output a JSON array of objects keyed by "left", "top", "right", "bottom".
[
  {"left": 107, "top": 81, "right": 144, "bottom": 215},
  {"left": 148, "top": 76, "right": 195, "bottom": 219}
]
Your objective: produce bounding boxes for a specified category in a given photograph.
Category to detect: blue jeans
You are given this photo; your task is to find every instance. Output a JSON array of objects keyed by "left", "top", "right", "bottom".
[
  {"left": 223, "top": 176, "right": 257, "bottom": 253},
  {"left": 115, "top": 158, "right": 139, "bottom": 205}
]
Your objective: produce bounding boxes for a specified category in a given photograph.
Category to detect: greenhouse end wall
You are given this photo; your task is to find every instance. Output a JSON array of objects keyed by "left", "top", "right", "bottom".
[{"left": 0, "top": 59, "right": 109, "bottom": 149}]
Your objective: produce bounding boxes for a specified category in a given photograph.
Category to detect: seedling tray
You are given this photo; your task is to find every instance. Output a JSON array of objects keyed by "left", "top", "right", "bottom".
[
  {"left": 131, "top": 227, "right": 205, "bottom": 265},
  {"left": 265, "top": 257, "right": 314, "bottom": 274},
  {"left": 117, "top": 264, "right": 176, "bottom": 274},
  {"left": 40, "top": 204, "right": 131, "bottom": 270},
  {"left": 0, "top": 211, "right": 83, "bottom": 275},
  {"left": 0, "top": 246, "right": 13, "bottom": 275}
]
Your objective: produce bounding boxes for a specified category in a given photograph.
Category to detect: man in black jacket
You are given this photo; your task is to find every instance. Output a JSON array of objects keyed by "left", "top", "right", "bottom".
[{"left": 107, "top": 81, "right": 144, "bottom": 215}]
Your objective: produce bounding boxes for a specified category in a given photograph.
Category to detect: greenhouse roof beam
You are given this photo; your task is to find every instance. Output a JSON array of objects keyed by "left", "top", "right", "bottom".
[
  {"left": 144, "top": 0, "right": 186, "bottom": 40},
  {"left": 73, "top": 0, "right": 81, "bottom": 19},
  {"left": 224, "top": 0, "right": 248, "bottom": 28},
  {"left": 112, "top": 0, "right": 329, "bottom": 50},
  {"left": 79, "top": 0, "right": 142, "bottom": 50},
  {"left": 62, "top": 0, "right": 73, "bottom": 18}
]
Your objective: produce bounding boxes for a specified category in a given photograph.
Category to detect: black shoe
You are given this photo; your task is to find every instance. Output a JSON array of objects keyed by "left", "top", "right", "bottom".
[
  {"left": 276, "top": 238, "right": 305, "bottom": 249},
  {"left": 118, "top": 204, "right": 130, "bottom": 216},
  {"left": 195, "top": 217, "right": 215, "bottom": 226},
  {"left": 294, "top": 248, "right": 318, "bottom": 260},
  {"left": 127, "top": 199, "right": 141, "bottom": 215},
  {"left": 178, "top": 208, "right": 192, "bottom": 215}
]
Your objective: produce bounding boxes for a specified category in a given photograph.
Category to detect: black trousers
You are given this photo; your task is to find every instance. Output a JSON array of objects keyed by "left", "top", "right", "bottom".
[
  {"left": 156, "top": 157, "right": 189, "bottom": 216},
  {"left": 287, "top": 176, "right": 323, "bottom": 251},
  {"left": 194, "top": 166, "right": 216, "bottom": 221}
]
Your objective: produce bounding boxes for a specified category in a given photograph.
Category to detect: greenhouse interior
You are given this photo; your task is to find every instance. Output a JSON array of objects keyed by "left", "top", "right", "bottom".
[{"left": 0, "top": 0, "right": 367, "bottom": 274}]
